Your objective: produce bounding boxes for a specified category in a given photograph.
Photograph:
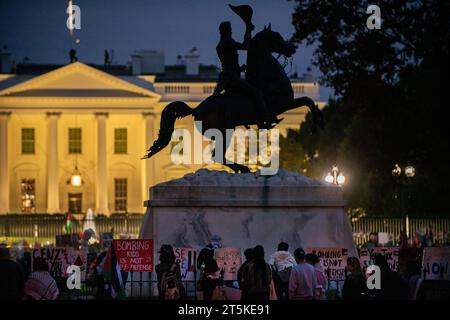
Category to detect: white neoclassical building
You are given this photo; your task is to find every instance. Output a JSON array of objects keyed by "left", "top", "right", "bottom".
[{"left": 0, "top": 53, "right": 323, "bottom": 216}]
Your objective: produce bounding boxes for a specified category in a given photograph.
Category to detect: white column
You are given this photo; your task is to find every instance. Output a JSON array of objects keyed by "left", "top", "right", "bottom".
[
  {"left": 0, "top": 112, "right": 11, "bottom": 214},
  {"left": 46, "top": 112, "right": 61, "bottom": 213},
  {"left": 142, "top": 112, "right": 156, "bottom": 202},
  {"left": 95, "top": 113, "right": 109, "bottom": 215}
]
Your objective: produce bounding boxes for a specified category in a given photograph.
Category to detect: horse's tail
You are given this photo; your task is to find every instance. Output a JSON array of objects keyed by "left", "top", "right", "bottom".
[
  {"left": 142, "top": 101, "right": 193, "bottom": 159},
  {"left": 299, "top": 96, "right": 325, "bottom": 132}
]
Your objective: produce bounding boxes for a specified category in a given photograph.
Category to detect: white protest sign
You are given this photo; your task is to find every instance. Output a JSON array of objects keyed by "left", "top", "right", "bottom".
[
  {"left": 214, "top": 248, "right": 242, "bottom": 281},
  {"left": 174, "top": 247, "right": 197, "bottom": 280},
  {"left": 307, "top": 248, "right": 349, "bottom": 280},
  {"left": 422, "top": 247, "right": 450, "bottom": 281},
  {"left": 359, "top": 247, "right": 399, "bottom": 272}
]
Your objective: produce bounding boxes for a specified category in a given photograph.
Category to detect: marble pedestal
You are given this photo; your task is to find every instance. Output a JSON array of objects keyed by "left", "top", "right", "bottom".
[{"left": 140, "top": 169, "right": 357, "bottom": 259}]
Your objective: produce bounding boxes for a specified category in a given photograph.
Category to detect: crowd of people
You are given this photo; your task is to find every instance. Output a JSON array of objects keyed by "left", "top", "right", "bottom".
[
  {"left": 154, "top": 238, "right": 435, "bottom": 301},
  {"left": 1, "top": 234, "right": 447, "bottom": 301}
]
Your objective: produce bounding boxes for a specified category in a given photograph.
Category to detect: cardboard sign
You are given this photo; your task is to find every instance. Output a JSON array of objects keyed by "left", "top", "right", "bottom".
[
  {"left": 214, "top": 248, "right": 242, "bottom": 281},
  {"left": 101, "top": 232, "right": 114, "bottom": 250},
  {"left": 307, "top": 248, "right": 348, "bottom": 281},
  {"left": 359, "top": 247, "right": 399, "bottom": 272},
  {"left": 422, "top": 247, "right": 450, "bottom": 281},
  {"left": 113, "top": 239, "right": 153, "bottom": 272},
  {"left": 174, "top": 247, "right": 197, "bottom": 280},
  {"left": 31, "top": 247, "right": 87, "bottom": 279}
]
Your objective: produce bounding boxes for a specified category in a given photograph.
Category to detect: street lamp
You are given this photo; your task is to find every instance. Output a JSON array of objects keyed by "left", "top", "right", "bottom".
[
  {"left": 392, "top": 164, "right": 416, "bottom": 239},
  {"left": 325, "top": 165, "right": 346, "bottom": 186},
  {"left": 67, "top": 164, "right": 83, "bottom": 187}
]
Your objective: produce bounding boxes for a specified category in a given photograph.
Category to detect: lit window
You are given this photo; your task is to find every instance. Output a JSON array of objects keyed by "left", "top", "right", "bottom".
[
  {"left": 68, "top": 193, "right": 82, "bottom": 213},
  {"left": 21, "top": 128, "right": 35, "bottom": 154},
  {"left": 203, "top": 85, "right": 216, "bottom": 94},
  {"left": 114, "top": 178, "right": 127, "bottom": 212},
  {"left": 68, "top": 128, "right": 82, "bottom": 154},
  {"left": 114, "top": 128, "right": 127, "bottom": 154},
  {"left": 21, "top": 178, "right": 36, "bottom": 213}
]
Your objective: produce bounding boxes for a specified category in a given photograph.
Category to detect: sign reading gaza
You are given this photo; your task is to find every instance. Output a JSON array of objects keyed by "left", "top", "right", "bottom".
[{"left": 113, "top": 239, "right": 153, "bottom": 272}]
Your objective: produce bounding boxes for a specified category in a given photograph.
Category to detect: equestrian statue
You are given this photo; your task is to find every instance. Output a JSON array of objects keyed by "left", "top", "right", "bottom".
[{"left": 142, "top": 4, "right": 324, "bottom": 173}]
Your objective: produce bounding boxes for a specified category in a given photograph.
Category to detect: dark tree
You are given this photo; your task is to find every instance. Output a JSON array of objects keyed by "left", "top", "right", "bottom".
[{"left": 287, "top": 0, "right": 450, "bottom": 216}]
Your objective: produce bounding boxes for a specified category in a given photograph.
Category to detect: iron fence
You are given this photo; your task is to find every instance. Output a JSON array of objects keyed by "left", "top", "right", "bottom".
[{"left": 1, "top": 213, "right": 449, "bottom": 247}]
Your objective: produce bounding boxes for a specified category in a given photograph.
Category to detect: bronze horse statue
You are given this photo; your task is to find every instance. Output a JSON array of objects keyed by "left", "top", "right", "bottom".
[{"left": 143, "top": 25, "right": 324, "bottom": 173}]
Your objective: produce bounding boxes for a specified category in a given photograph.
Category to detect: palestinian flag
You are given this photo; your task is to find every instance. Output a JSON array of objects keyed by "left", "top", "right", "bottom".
[
  {"left": 103, "top": 242, "right": 126, "bottom": 299},
  {"left": 66, "top": 213, "right": 73, "bottom": 235}
]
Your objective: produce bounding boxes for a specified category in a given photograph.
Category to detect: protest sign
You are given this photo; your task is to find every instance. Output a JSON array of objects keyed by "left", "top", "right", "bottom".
[
  {"left": 174, "top": 247, "right": 197, "bottom": 280},
  {"left": 359, "top": 247, "right": 399, "bottom": 272},
  {"left": 32, "top": 247, "right": 88, "bottom": 279},
  {"left": 214, "top": 248, "right": 242, "bottom": 281},
  {"left": 113, "top": 239, "right": 153, "bottom": 272},
  {"left": 32, "top": 247, "right": 71, "bottom": 278},
  {"left": 69, "top": 249, "right": 88, "bottom": 281},
  {"left": 307, "top": 248, "right": 349, "bottom": 280},
  {"left": 422, "top": 247, "right": 450, "bottom": 281},
  {"left": 101, "top": 232, "right": 114, "bottom": 250}
]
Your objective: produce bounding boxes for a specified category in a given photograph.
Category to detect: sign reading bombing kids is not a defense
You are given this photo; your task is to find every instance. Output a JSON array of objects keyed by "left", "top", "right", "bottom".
[
  {"left": 113, "top": 239, "right": 153, "bottom": 272},
  {"left": 307, "top": 248, "right": 348, "bottom": 280}
]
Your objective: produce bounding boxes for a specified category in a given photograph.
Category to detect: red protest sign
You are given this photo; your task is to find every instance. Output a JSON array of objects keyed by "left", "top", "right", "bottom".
[{"left": 113, "top": 239, "right": 154, "bottom": 272}]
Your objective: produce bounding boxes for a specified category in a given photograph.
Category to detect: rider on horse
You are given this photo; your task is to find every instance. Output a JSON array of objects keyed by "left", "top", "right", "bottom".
[{"left": 213, "top": 5, "right": 280, "bottom": 129}]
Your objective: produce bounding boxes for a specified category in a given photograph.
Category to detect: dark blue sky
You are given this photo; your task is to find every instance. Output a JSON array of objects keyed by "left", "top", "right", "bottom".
[{"left": 0, "top": 0, "right": 332, "bottom": 99}]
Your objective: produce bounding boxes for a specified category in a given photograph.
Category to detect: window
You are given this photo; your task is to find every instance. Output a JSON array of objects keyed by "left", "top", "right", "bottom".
[
  {"left": 21, "top": 179, "right": 36, "bottom": 213},
  {"left": 164, "top": 85, "right": 190, "bottom": 94},
  {"left": 114, "top": 128, "right": 127, "bottom": 154},
  {"left": 21, "top": 128, "right": 35, "bottom": 154},
  {"left": 203, "top": 85, "right": 216, "bottom": 94},
  {"left": 114, "top": 178, "right": 127, "bottom": 212},
  {"left": 68, "top": 193, "right": 82, "bottom": 213},
  {"left": 68, "top": 128, "right": 82, "bottom": 154},
  {"left": 292, "top": 85, "right": 305, "bottom": 94}
]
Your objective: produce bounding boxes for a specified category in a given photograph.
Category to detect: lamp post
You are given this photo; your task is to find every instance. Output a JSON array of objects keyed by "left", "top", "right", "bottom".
[
  {"left": 392, "top": 163, "right": 415, "bottom": 239},
  {"left": 325, "top": 165, "right": 346, "bottom": 186}
]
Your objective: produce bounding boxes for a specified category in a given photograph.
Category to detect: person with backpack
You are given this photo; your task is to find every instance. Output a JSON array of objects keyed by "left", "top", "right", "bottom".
[
  {"left": 269, "top": 242, "right": 296, "bottom": 300},
  {"left": 197, "top": 235, "right": 222, "bottom": 272},
  {"left": 155, "top": 244, "right": 184, "bottom": 300},
  {"left": 241, "top": 245, "right": 273, "bottom": 300}
]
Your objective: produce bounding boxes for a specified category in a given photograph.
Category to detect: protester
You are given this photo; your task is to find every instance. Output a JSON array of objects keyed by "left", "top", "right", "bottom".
[
  {"left": 23, "top": 256, "right": 59, "bottom": 300},
  {"left": 241, "top": 245, "right": 273, "bottom": 300},
  {"left": 405, "top": 260, "right": 423, "bottom": 300},
  {"left": 155, "top": 244, "right": 184, "bottom": 300},
  {"left": 372, "top": 254, "right": 408, "bottom": 300},
  {"left": 306, "top": 253, "right": 327, "bottom": 300},
  {"left": 362, "top": 232, "right": 378, "bottom": 249},
  {"left": 0, "top": 245, "right": 25, "bottom": 300},
  {"left": 342, "top": 257, "right": 368, "bottom": 300},
  {"left": 269, "top": 242, "right": 296, "bottom": 300},
  {"left": 200, "top": 259, "right": 224, "bottom": 300},
  {"left": 289, "top": 248, "right": 317, "bottom": 300},
  {"left": 197, "top": 235, "right": 222, "bottom": 271},
  {"left": 237, "top": 248, "right": 253, "bottom": 291}
]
